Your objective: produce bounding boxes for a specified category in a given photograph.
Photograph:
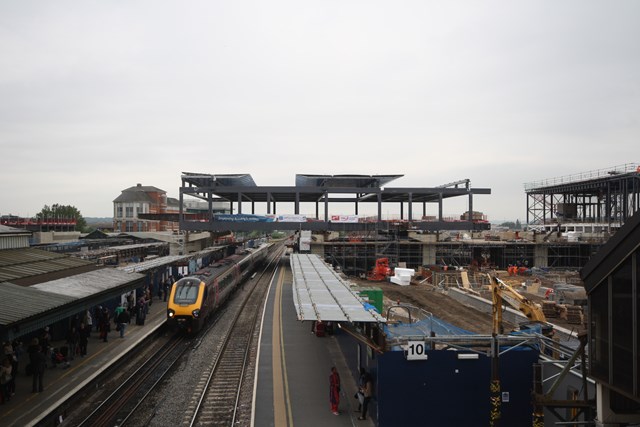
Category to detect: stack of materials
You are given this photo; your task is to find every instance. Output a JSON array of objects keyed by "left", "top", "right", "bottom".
[
  {"left": 566, "top": 305, "right": 584, "bottom": 325},
  {"left": 542, "top": 300, "right": 558, "bottom": 318},
  {"left": 390, "top": 268, "right": 415, "bottom": 286}
]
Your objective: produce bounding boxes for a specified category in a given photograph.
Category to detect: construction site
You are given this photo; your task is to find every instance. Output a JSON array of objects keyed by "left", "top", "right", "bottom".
[{"left": 174, "top": 165, "right": 640, "bottom": 425}]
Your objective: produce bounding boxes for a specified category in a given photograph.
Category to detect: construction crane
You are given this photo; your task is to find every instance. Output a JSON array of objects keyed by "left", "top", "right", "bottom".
[{"left": 488, "top": 275, "right": 553, "bottom": 337}]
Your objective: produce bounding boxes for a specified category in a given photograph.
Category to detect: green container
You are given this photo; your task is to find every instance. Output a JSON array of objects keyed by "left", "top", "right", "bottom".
[{"left": 358, "top": 287, "right": 383, "bottom": 314}]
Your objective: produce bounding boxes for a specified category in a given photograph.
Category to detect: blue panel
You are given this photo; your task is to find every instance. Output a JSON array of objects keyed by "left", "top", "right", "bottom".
[{"left": 376, "top": 349, "right": 539, "bottom": 427}]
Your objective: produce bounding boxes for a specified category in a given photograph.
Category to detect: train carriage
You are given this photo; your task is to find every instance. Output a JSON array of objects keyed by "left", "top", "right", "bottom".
[{"left": 167, "top": 243, "right": 272, "bottom": 333}]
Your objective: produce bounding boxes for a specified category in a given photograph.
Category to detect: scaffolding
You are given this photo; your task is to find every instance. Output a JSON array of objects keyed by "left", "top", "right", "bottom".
[{"left": 525, "top": 163, "right": 640, "bottom": 228}]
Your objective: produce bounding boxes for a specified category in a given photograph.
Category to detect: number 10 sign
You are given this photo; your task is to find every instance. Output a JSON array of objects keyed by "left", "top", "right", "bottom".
[{"left": 406, "top": 341, "right": 429, "bottom": 360}]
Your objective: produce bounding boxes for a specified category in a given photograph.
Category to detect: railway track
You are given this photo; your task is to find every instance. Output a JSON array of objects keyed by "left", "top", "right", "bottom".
[
  {"left": 76, "top": 333, "right": 189, "bottom": 426},
  {"left": 62, "top": 244, "right": 285, "bottom": 427},
  {"left": 185, "top": 246, "right": 284, "bottom": 426}
]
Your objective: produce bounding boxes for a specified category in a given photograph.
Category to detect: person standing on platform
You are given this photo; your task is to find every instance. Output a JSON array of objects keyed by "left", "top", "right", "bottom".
[
  {"left": 329, "top": 366, "right": 341, "bottom": 415},
  {"left": 40, "top": 327, "right": 51, "bottom": 354},
  {"left": 163, "top": 277, "right": 171, "bottom": 302},
  {"left": 355, "top": 367, "right": 367, "bottom": 412},
  {"left": 358, "top": 371, "right": 373, "bottom": 421},
  {"left": 78, "top": 322, "right": 89, "bottom": 357},
  {"left": 65, "top": 326, "right": 79, "bottom": 361},
  {"left": 0, "top": 357, "right": 12, "bottom": 403},
  {"left": 99, "top": 307, "right": 111, "bottom": 342},
  {"left": 29, "top": 342, "right": 47, "bottom": 393},
  {"left": 114, "top": 303, "right": 126, "bottom": 322},
  {"left": 117, "top": 308, "right": 130, "bottom": 338},
  {"left": 84, "top": 309, "right": 93, "bottom": 336}
]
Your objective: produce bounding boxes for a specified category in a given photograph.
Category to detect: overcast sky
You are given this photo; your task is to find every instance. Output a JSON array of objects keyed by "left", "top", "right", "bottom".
[{"left": 1, "top": 1, "right": 638, "bottom": 222}]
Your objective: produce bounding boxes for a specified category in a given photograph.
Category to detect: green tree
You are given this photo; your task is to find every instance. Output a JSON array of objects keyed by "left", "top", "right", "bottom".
[{"left": 35, "top": 204, "right": 87, "bottom": 232}]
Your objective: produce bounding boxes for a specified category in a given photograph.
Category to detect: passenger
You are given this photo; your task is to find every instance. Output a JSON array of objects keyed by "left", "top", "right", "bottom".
[
  {"left": 65, "top": 326, "right": 79, "bottom": 360},
  {"left": 40, "top": 327, "right": 51, "bottom": 354},
  {"left": 136, "top": 296, "right": 147, "bottom": 325},
  {"left": 355, "top": 368, "right": 367, "bottom": 412},
  {"left": 163, "top": 278, "right": 171, "bottom": 302},
  {"left": 84, "top": 309, "right": 93, "bottom": 336},
  {"left": 0, "top": 357, "right": 12, "bottom": 403},
  {"left": 29, "top": 343, "right": 47, "bottom": 393},
  {"left": 99, "top": 307, "right": 111, "bottom": 342},
  {"left": 94, "top": 306, "right": 103, "bottom": 332},
  {"left": 116, "top": 308, "right": 131, "bottom": 338},
  {"left": 7, "top": 341, "right": 20, "bottom": 396},
  {"left": 126, "top": 295, "right": 134, "bottom": 323},
  {"left": 358, "top": 371, "right": 373, "bottom": 421},
  {"left": 114, "top": 303, "right": 126, "bottom": 328},
  {"left": 78, "top": 322, "right": 89, "bottom": 357},
  {"left": 329, "top": 366, "right": 341, "bottom": 415}
]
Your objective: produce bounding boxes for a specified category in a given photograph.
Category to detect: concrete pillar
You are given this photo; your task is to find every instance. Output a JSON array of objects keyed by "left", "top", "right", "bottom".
[
  {"left": 534, "top": 245, "right": 548, "bottom": 268},
  {"left": 422, "top": 242, "right": 437, "bottom": 265}
]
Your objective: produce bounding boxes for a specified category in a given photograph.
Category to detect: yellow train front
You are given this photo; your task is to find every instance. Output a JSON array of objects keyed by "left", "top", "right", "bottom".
[
  {"left": 166, "top": 242, "right": 273, "bottom": 333},
  {"left": 166, "top": 276, "right": 211, "bottom": 333}
]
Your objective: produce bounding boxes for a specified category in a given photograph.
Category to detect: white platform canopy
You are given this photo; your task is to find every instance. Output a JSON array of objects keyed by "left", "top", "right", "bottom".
[{"left": 290, "top": 254, "right": 386, "bottom": 323}]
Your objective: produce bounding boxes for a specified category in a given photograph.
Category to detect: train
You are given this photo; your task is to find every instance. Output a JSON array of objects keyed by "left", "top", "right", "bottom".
[{"left": 167, "top": 242, "right": 274, "bottom": 333}]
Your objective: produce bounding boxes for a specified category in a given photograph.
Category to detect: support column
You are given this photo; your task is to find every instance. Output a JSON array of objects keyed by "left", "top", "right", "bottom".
[
  {"left": 377, "top": 192, "right": 382, "bottom": 222},
  {"left": 237, "top": 193, "right": 242, "bottom": 214},
  {"left": 267, "top": 192, "right": 271, "bottom": 214},
  {"left": 438, "top": 193, "right": 443, "bottom": 221},
  {"left": 324, "top": 192, "right": 329, "bottom": 221},
  {"left": 295, "top": 192, "right": 300, "bottom": 215},
  {"left": 408, "top": 193, "right": 413, "bottom": 223}
]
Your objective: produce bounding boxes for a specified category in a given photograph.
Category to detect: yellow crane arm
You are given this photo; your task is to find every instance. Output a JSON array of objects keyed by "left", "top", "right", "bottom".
[{"left": 488, "top": 275, "right": 549, "bottom": 335}]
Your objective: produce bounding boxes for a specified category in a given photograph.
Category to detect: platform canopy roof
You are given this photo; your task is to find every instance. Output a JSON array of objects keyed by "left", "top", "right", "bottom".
[
  {"left": 181, "top": 171, "right": 488, "bottom": 205},
  {"left": 294, "top": 174, "right": 403, "bottom": 188},
  {"left": 182, "top": 172, "right": 257, "bottom": 188},
  {"left": 290, "top": 254, "right": 386, "bottom": 323},
  {"left": 0, "top": 248, "right": 95, "bottom": 283}
]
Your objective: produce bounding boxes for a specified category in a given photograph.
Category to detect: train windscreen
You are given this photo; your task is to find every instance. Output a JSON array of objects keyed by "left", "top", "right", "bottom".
[{"left": 173, "top": 278, "right": 201, "bottom": 304}]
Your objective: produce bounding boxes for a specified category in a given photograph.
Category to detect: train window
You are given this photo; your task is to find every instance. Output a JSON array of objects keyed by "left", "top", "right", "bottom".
[
  {"left": 174, "top": 280, "right": 200, "bottom": 304},
  {"left": 220, "top": 272, "right": 233, "bottom": 290}
]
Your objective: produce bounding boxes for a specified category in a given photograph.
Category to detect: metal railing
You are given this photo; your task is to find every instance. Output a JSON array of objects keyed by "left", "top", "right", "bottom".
[{"left": 524, "top": 163, "right": 640, "bottom": 191}]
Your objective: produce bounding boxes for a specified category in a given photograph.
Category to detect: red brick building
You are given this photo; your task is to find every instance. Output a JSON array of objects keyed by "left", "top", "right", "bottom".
[{"left": 112, "top": 184, "right": 178, "bottom": 232}]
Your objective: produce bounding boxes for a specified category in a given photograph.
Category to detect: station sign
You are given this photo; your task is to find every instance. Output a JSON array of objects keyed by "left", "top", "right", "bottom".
[{"left": 405, "top": 341, "right": 429, "bottom": 360}]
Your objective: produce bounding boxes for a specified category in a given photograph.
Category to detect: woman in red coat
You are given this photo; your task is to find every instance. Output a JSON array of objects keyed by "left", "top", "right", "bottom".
[{"left": 329, "top": 366, "right": 341, "bottom": 415}]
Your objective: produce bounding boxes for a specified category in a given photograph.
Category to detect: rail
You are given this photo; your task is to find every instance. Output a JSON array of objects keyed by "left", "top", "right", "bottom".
[
  {"left": 524, "top": 163, "right": 640, "bottom": 191},
  {"left": 187, "top": 245, "right": 285, "bottom": 426}
]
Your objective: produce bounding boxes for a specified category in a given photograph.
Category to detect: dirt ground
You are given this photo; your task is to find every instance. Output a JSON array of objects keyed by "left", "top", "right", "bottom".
[
  {"left": 350, "top": 276, "right": 587, "bottom": 335},
  {"left": 351, "top": 278, "right": 497, "bottom": 334}
]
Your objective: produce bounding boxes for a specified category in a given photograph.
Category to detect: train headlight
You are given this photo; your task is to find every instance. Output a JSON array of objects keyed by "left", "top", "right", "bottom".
[
  {"left": 192, "top": 309, "right": 200, "bottom": 318},
  {"left": 168, "top": 309, "right": 175, "bottom": 318}
]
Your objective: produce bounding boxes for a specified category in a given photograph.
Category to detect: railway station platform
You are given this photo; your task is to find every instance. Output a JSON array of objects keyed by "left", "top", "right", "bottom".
[
  {"left": 2, "top": 258, "right": 375, "bottom": 427},
  {"left": 253, "top": 260, "right": 376, "bottom": 427},
  {"left": 1, "top": 300, "right": 168, "bottom": 427}
]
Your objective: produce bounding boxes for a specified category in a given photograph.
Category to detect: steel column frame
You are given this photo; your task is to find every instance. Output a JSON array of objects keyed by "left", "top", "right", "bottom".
[
  {"left": 267, "top": 192, "right": 271, "bottom": 214},
  {"left": 408, "top": 193, "right": 413, "bottom": 222}
]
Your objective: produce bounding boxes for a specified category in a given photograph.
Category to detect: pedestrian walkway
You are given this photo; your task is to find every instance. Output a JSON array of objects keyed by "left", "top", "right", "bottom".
[{"left": 0, "top": 299, "right": 167, "bottom": 427}]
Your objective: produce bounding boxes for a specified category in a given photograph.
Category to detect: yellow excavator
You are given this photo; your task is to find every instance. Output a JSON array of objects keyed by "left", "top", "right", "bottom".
[
  {"left": 487, "top": 274, "right": 554, "bottom": 426},
  {"left": 488, "top": 274, "right": 554, "bottom": 337}
]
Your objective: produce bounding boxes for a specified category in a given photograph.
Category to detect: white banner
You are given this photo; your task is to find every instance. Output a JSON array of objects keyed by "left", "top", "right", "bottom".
[
  {"left": 330, "top": 215, "right": 359, "bottom": 223},
  {"left": 277, "top": 214, "right": 307, "bottom": 222}
]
